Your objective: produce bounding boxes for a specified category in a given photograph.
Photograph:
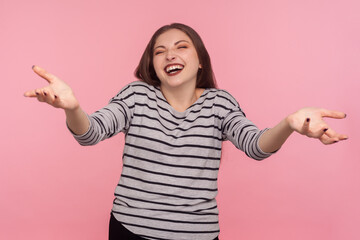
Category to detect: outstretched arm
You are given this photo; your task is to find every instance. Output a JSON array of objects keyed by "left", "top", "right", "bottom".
[
  {"left": 258, "top": 107, "right": 348, "bottom": 153},
  {"left": 24, "top": 65, "right": 89, "bottom": 135}
]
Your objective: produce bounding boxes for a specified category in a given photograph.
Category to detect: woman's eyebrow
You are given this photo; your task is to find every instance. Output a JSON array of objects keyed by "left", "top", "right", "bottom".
[
  {"left": 154, "top": 40, "right": 190, "bottom": 50},
  {"left": 154, "top": 45, "right": 165, "bottom": 50},
  {"left": 174, "top": 40, "right": 190, "bottom": 45}
]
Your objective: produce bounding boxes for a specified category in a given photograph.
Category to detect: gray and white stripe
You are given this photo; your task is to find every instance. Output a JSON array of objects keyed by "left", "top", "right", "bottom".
[{"left": 71, "top": 81, "right": 273, "bottom": 240}]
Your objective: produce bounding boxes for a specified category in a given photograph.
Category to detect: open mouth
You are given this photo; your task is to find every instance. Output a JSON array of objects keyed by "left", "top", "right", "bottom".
[{"left": 164, "top": 64, "right": 184, "bottom": 76}]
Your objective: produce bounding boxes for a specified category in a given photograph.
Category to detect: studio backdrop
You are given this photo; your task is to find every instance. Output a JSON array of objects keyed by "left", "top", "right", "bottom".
[{"left": 1, "top": 0, "right": 359, "bottom": 239}]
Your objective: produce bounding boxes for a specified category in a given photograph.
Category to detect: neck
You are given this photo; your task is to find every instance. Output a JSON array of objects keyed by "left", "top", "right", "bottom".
[{"left": 161, "top": 83, "right": 203, "bottom": 112}]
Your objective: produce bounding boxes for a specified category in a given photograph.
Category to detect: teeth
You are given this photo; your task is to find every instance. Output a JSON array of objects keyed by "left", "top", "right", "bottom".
[{"left": 166, "top": 65, "right": 184, "bottom": 73}]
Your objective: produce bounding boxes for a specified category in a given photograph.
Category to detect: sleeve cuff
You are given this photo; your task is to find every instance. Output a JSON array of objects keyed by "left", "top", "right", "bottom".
[
  {"left": 66, "top": 113, "right": 92, "bottom": 139},
  {"left": 256, "top": 128, "right": 279, "bottom": 157}
]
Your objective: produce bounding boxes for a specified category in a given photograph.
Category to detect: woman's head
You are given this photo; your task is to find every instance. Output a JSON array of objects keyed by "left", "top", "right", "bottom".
[{"left": 135, "top": 23, "right": 217, "bottom": 89}]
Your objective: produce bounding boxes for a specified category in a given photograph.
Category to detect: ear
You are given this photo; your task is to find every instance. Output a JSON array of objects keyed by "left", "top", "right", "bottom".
[{"left": 199, "top": 64, "right": 202, "bottom": 69}]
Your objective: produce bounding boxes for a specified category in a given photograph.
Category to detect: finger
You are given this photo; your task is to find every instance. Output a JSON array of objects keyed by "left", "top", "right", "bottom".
[
  {"left": 324, "top": 128, "right": 337, "bottom": 139},
  {"left": 319, "top": 134, "right": 334, "bottom": 145},
  {"left": 36, "top": 91, "right": 46, "bottom": 102},
  {"left": 324, "top": 128, "right": 348, "bottom": 141},
  {"left": 312, "top": 127, "right": 329, "bottom": 138},
  {"left": 301, "top": 117, "right": 310, "bottom": 134},
  {"left": 338, "top": 134, "right": 349, "bottom": 140},
  {"left": 319, "top": 134, "right": 347, "bottom": 145},
  {"left": 42, "top": 89, "right": 57, "bottom": 104},
  {"left": 320, "top": 109, "right": 347, "bottom": 119},
  {"left": 34, "top": 88, "right": 49, "bottom": 102},
  {"left": 32, "top": 65, "right": 56, "bottom": 83},
  {"left": 24, "top": 90, "right": 38, "bottom": 97},
  {"left": 34, "top": 88, "right": 42, "bottom": 98}
]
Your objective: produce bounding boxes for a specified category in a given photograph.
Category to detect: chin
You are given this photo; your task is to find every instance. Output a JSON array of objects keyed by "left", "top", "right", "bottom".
[
  {"left": 164, "top": 81, "right": 193, "bottom": 90},
  {"left": 161, "top": 76, "right": 196, "bottom": 89}
]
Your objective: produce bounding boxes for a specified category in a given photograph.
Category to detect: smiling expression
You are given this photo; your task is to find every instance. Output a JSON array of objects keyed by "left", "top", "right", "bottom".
[{"left": 152, "top": 29, "right": 201, "bottom": 90}]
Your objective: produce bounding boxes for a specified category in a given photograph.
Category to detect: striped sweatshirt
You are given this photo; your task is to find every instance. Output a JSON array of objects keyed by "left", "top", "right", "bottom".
[{"left": 71, "top": 81, "right": 273, "bottom": 240}]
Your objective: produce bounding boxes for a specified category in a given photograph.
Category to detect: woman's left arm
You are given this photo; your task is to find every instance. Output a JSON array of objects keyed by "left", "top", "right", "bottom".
[{"left": 258, "top": 107, "right": 348, "bottom": 153}]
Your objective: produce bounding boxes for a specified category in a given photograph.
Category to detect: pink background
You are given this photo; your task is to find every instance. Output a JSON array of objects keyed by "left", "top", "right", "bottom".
[{"left": 1, "top": 0, "right": 359, "bottom": 239}]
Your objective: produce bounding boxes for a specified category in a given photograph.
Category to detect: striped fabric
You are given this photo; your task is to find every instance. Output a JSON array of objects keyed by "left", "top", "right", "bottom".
[{"left": 71, "top": 81, "right": 273, "bottom": 240}]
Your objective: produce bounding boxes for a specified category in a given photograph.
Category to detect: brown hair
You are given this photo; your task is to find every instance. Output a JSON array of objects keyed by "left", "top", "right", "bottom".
[{"left": 134, "top": 23, "right": 217, "bottom": 89}]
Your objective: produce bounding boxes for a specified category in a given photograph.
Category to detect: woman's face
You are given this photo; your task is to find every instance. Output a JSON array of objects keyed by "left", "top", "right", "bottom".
[{"left": 153, "top": 29, "right": 201, "bottom": 90}]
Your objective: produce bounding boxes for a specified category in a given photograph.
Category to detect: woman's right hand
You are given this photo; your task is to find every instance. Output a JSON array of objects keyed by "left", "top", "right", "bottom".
[{"left": 24, "top": 65, "right": 80, "bottom": 110}]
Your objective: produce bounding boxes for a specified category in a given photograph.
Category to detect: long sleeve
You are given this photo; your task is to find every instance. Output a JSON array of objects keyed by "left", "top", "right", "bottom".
[
  {"left": 69, "top": 83, "right": 135, "bottom": 146},
  {"left": 219, "top": 91, "right": 273, "bottom": 160}
]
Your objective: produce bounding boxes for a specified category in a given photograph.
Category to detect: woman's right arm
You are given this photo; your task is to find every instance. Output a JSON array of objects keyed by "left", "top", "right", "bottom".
[{"left": 24, "top": 65, "right": 89, "bottom": 135}]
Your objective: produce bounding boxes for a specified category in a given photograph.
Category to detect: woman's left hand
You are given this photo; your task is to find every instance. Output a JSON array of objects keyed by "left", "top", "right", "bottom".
[{"left": 287, "top": 107, "right": 348, "bottom": 144}]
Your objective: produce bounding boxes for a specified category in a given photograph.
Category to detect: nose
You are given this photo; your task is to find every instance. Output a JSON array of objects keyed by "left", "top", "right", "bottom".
[{"left": 166, "top": 49, "right": 176, "bottom": 61}]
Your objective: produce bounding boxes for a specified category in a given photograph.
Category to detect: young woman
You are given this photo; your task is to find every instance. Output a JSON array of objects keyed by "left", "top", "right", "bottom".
[{"left": 24, "top": 23, "right": 347, "bottom": 240}]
